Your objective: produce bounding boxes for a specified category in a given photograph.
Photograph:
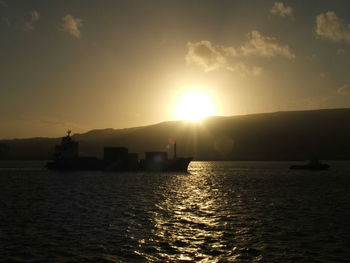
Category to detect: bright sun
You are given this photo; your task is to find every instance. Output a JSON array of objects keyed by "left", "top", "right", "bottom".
[{"left": 175, "top": 91, "right": 216, "bottom": 121}]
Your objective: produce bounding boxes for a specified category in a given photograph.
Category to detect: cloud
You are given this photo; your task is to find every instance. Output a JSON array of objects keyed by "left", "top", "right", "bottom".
[
  {"left": 270, "top": 2, "right": 293, "bottom": 18},
  {"left": 32, "top": 11, "right": 40, "bottom": 21},
  {"left": 186, "top": 31, "right": 295, "bottom": 75},
  {"left": 228, "top": 63, "right": 263, "bottom": 76},
  {"left": 241, "top": 31, "right": 295, "bottom": 59},
  {"left": 221, "top": 46, "right": 238, "bottom": 57},
  {"left": 24, "top": 10, "right": 40, "bottom": 31},
  {"left": 185, "top": 41, "right": 259, "bottom": 75},
  {"left": 315, "top": 11, "right": 350, "bottom": 42},
  {"left": 61, "top": 14, "right": 82, "bottom": 38},
  {"left": 338, "top": 84, "right": 350, "bottom": 95},
  {"left": 185, "top": 40, "right": 228, "bottom": 72}
]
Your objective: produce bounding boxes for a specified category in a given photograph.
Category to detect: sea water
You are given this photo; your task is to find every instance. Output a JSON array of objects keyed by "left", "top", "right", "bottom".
[{"left": 0, "top": 161, "right": 349, "bottom": 262}]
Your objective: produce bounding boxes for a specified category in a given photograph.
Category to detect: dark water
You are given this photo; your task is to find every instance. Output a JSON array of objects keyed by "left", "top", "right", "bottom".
[{"left": 1, "top": 161, "right": 350, "bottom": 263}]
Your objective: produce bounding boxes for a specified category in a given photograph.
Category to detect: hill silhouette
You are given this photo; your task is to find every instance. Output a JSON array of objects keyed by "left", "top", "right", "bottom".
[{"left": 1, "top": 108, "right": 350, "bottom": 160}]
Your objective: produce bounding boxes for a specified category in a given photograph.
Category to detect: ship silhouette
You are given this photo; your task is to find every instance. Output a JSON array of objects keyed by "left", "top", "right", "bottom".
[
  {"left": 46, "top": 131, "right": 192, "bottom": 172},
  {"left": 290, "top": 158, "right": 330, "bottom": 170}
]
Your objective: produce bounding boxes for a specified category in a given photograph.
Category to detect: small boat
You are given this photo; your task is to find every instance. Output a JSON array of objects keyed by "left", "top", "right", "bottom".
[{"left": 290, "top": 159, "right": 330, "bottom": 170}]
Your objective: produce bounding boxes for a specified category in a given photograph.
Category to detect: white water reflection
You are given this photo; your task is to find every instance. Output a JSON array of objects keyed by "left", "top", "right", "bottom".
[{"left": 136, "top": 163, "right": 240, "bottom": 262}]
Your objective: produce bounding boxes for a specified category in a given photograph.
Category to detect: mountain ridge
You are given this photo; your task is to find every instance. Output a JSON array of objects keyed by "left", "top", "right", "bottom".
[{"left": 1, "top": 108, "right": 350, "bottom": 160}]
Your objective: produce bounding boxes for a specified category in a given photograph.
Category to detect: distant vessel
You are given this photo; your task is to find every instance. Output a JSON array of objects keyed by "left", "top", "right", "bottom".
[
  {"left": 46, "top": 131, "right": 192, "bottom": 172},
  {"left": 290, "top": 158, "right": 330, "bottom": 170}
]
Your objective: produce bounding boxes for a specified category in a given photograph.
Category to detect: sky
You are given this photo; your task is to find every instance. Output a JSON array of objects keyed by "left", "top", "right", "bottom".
[{"left": 1, "top": 0, "right": 350, "bottom": 138}]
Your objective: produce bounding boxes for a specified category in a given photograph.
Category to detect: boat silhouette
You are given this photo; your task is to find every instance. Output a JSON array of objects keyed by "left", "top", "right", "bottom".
[
  {"left": 46, "top": 131, "right": 192, "bottom": 172},
  {"left": 290, "top": 158, "right": 330, "bottom": 170}
]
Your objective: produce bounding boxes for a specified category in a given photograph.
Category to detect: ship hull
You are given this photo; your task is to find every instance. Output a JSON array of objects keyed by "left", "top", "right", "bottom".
[
  {"left": 290, "top": 164, "right": 330, "bottom": 170},
  {"left": 46, "top": 157, "right": 192, "bottom": 172},
  {"left": 166, "top": 158, "right": 193, "bottom": 172}
]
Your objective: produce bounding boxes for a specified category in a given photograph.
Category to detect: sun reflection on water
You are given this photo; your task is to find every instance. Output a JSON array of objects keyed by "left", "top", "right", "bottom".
[{"left": 135, "top": 163, "right": 239, "bottom": 262}]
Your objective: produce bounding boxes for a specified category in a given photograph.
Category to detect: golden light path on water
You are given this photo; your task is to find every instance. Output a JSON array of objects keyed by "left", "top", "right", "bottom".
[{"left": 135, "top": 163, "right": 250, "bottom": 262}]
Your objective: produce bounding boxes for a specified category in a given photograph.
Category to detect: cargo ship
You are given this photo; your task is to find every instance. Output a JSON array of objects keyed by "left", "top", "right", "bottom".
[{"left": 46, "top": 131, "right": 192, "bottom": 172}]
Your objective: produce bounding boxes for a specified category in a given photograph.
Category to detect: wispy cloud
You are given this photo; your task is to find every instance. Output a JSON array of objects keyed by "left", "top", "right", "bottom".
[
  {"left": 61, "top": 14, "right": 82, "bottom": 38},
  {"left": 241, "top": 31, "right": 295, "bottom": 59},
  {"left": 315, "top": 11, "right": 350, "bottom": 42},
  {"left": 186, "top": 31, "right": 294, "bottom": 75},
  {"left": 270, "top": 2, "right": 293, "bottom": 19},
  {"left": 185, "top": 40, "right": 262, "bottom": 76},
  {"left": 24, "top": 11, "right": 40, "bottom": 31},
  {"left": 228, "top": 63, "right": 263, "bottom": 77},
  {"left": 338, "top": 84, "right": 350, "bottom": 95},
  {"left": 185, "top": 40, "right": 228, "bottom": 72}
]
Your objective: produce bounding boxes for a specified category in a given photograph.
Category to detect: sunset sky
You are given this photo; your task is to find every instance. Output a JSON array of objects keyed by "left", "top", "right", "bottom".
[{"left": 1, "top": 0, "right": 350, "bottom": 138}]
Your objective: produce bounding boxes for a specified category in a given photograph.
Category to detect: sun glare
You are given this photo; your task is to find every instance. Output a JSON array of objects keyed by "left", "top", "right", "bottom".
[{"left": 175, "top": 91, "right": 216, "bottom": 121}]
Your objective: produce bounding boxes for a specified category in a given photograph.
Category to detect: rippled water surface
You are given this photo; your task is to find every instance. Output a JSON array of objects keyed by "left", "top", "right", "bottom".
[{"left": 1, "top": 161, "right": 350, "bottom": 262}]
